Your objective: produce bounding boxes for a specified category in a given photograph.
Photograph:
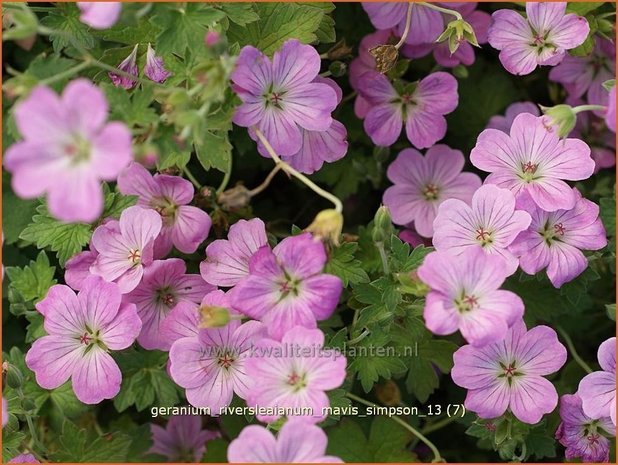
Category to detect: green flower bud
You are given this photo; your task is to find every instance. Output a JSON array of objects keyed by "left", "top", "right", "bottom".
[
  {"left": 22, "top": 398, "right": 36, "bottom": 412},
  {"left": 372, "top": 206, "right": 393, "bottom": 243},
  {"left": 2, "top": 5, "right": 38, "bottom": 41},
  {"left": 198, "top": 305, "right": 231, "bottom": 329},
  {"left": 452, "top": 64, "right": 469, "bottom": 79},
  {"left": 540, "top": 104, "right": 577, "bottom": 138},
  {"left": 5, "top": 363, "right": 23, "bottom": 389},
  {"left": 328, "top": 61, "right": 347, "bottom": 77}
]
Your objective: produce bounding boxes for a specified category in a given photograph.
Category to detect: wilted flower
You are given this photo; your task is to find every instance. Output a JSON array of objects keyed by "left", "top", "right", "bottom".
[
  {"left": 109, "top": 44, "right": 138, "bottom": 89},
  {"left": 144, "top": 43, "right": 171, "bottom": 83}
]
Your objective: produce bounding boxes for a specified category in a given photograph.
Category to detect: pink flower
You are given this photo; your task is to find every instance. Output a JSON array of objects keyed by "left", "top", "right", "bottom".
[
  {"left": 169, "top": 319, "right": 265, "bottom": 412},
  {"left": 228, "top": 417, "right": 343, "bottom": 463},
  {"left": 383, "top": 145, "right": 481, "bottom": 237},
  {"left": 245, "top": 326, "right": 347, "bottom": 423},
  {"left": 606, "top": 85, "right": 616, "bottom": 133},
  {"left": 399, "top": 227, "right": 426, "bottom": 247},
  {"left": 417, "top": 248, "right": 524, "bottom": 347},
  {"left": 200, "top": 218, "right": 268, "bottom": 287},
  {"left": 359, "top": 72, "right": 458, "bottom": 148},
  {"left": 124, "top": 259, "right": 214, "bottom": 350},
  {"left": 452, "top": 320, "right": 567, "bottom": 424},
  {"left": 8, "top": 454, "right": 39, "bottom": 463},
  {"left": 229, "top": 233, "right": 343, "bottom": 340},
  {"left": 144, "top": 43, "right": 171, "bottom": 83},
  {"left": 433, "top": 185, "right": 532, "bottom": 275},
  {"left": 349, "top": 30, "right": 393, "bottom": 120},
  {"left": 25, "top": 276, "right": 141, "bottom": 404},
  {"left": 579, "top": 337, "right": 616, "bottom": 426},
  {"left": 160, "top": 289, "right": 230, "bottom": 349},
  {"left": 470, "top": 113, "right": 595, "bottom": 211},
  {"left": 279, "top": 78, "right": 348, "bottom": 174},
  {"left": 90, "top": 206, "right": 162, "bottom": 293},
  {"left": 231, "top": 39, "right": 337, "bottom": 157},
  {"left": 118, "top": 162, "right": 211, "bottom": 256},
  {"left": 361, "top": 2, "right": 443, "bottom": 45},
  {"left": 487, "top": 2, "right": 589, "bottom": 75},
  {"left": 3, "top": 79, "right": 132, "bottom": 223},
  {"left": 109, "top": 44, "right": 138, "bottom": 89},
  {"left": 510, "top": 189, "right": 607, "bottom": 288},
  {"left": 77, "top": 2, "right": 121, "bottom": 29},
  {"left": 485, "top": 102, "right": 540, "bottom": 133},
  {"left": 65, "top": 248, "right": 98, "bottom": 291},
  {"left": 556, "top": 394, "right": 615, "bottom": 463},
  {"left": 549, "top": 38, "right": 615, "bottom": 112},
  {"left": 149, "top": 415, "right": 219, "bottom": 462}
]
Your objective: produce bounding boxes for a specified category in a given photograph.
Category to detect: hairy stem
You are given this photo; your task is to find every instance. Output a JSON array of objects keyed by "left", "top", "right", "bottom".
[
  {"left": 183, "top": 166, "right": 202, "bottom": 190},
  {"left": 572, "top": 104, "right": 607, "bottom": 114},
  {"left": 216, "top": 155, "right": 234, "bottom": 195},
  {"left": 253, "top": 128, "right": 343, "bottom": 213},
  {"left": 419, "top": 2, "right": 463, "bottom": 21},
  {"left": 557, "top": 326, "right": 593, "bottom": 374},
  {"left": 248, "top": 165, "right": 282, "bottom": 197},
  {"left": 394, "top": 3, "right": 414, "bottom": 49},
  {"left": 346, "top": 393, "right": 444, "bottom": 463}
]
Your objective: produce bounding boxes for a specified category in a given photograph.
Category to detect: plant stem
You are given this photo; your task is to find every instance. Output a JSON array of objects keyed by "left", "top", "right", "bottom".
[
  {"left": 253, "top": 128, "right": 343, "bottom": 213},
  {"left": 394, "top": 3, "right": 414, "bottom": 49},
  {"left": 419, "top": 2, "right": 463, "bottom": 21},
  {"left": 347, "top": 329, "right": 370, "bottom": 345},
  {"left": 183, "top": 166, "right": 202, "bottom": 190},
  {"left": 421, "top": 414, "right": 459, "bottom": 435},
  {"left": 346, "top": 393, "right": 444, "bottom": 463},
  {"left": 572, "top": 104, "right": 607, "bottom": 114},
  {"left": 216, "top": 155, "right": 234, "bottom": 196},
  {"left": 40, "top": 60, "right": 92, "bottom": 85},
  {"left": 248, "top": 165, "right": 282, "bottom": 197},
  {"left": 376, "top": 241, "right": 391, "bottom": 275},
  {"left": 557, "top": 326, "right": 593, "bottom": 374}
]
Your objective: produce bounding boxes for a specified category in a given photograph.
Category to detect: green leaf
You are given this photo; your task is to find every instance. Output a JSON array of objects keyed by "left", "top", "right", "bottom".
[
  {"left": 600, "top": 193, "right": 616, "bottom": 237},
  {"left": 40, "top": 3, "right": 96, "bottom": 53},
  {"left": 93, "top": 18, "right": 160, "bottom": 45},
  {"left": 218, "top": 3, "right": 260, "bottom": 26},
  {"left": 103, "top": 187, "right": 138, "bottom": 220},
  {"left": 566, "top": 2, "right": 604, "bottom": 15},
  {"left": 326, "top": 417, "right": 415, "bottom": 462},
  {"left": 405, "top": 339, "right": 457, "bottom": 403},
  {"left": 227, "top": 2, "right": 334, "bottom": 56},
  {"left": 348, "top": 332, "right": 407, "bottom": 392},
  {"left": 53, "top": 421, "right": 132, "bottom": 462},
  {"left": 569, "top": 33, "right": 595, "bottom": 57},
  {"left": 2, "top": 173, "right": 38, "bottom": 244},
  {"left": 298, "top": 2, "right": 337, "bottom": 43},
  {"left": 151, "top": 3, "right": 226, "bottom": 55},
  {"left": 325, "top": 242, "right": 370, "bottom": 286},
  {"left": 156, "top": 126, "right": 192, "bottom": 170},
  {"left": 19, "top": 204, "right": 92, "bottom": 266},
  {"left": 195, "top": 130, "right": 233, "bottom": 173},
  {"left": 113, "top": 349, "right": 181, "bottom": 412},
  {"left": 102, "top": 83, "right": 158, "bottom": 129},
  {"left": 5, "top": 251, "right": 56, "bottom": 303}
]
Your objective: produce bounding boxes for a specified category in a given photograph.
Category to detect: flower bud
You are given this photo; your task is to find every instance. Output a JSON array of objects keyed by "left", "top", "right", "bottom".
[
  {"left": 305, "top": 209, "right": 344, "bottom": 246},
  {"left": 371, "top": 206, "right": 393, "bottom": 243},
  {"left": 198, "top": 305, "right": 231, "bottom": 329},
  {"left": 22, "top": 398, "right": 36, "bottom": 412},
  {"left": 109, "top": 44, "right": 138, "bottom": 89},
  {"left": 218, "top": 184, "right": 252, "bottom": 211},
  {"left": 374, "top": 380, "right": 401, "bottom": 406},
  {"left": 396, "top": 271, "right": 429, "bottom": 297},
  {"left": 5, "top": 363, "right": 23, "bottom": 389},
  {"left": 368, "top": 44, "right": 399, "bottom": 74},
  {"left": 326, "top": 39, "right": 353, "bottom": 60},
  {"left": 328, "top": 61, "right": 347, "bottom": 78},
  {"left": 452, "top": 64, "right": 469, "bottom": 79},
  {"left": 2, "top": 6, "right": 38, "bottom": 41},
  {"left": 540, "top": 104, "right": 577, "bottom": 138},
  {"left": 204, "top": 30, "right": 220, "bottom": 47},
  {"left": 144, "top": 43, "right": 171, "bottom": 84}
]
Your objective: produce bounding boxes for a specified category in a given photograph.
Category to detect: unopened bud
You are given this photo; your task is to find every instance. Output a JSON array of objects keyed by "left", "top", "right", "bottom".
[
  {"left": 326, "top": 39, "right": 353, "bottom": 60},
  {"left": 204, "top": 30, "right": 220, "bottom": 47},
  {"left": 540, "top": 104, "right": 576, "bottom": 138},
  {"left": 375, "top": 380, "right": 401, "bottom": 406},
  {"left": 396, "top": 271, "right": 429, "bottom": 297},
  {"left": 452, "top": 64, "right": 469, "bottom": 79},
  {"left": 198, "top": 305, "right": 231, "bottom": 328},
  {"left": 328, "top": 61, "right": 347, "bottom": 77},
  {"left": 305, "top": 209, "right": 344, "bottom": 246},
  {"left": 5, "top": 363, "right": 23, "bottom": 389},
  {"left": 218, "top": 184, "right": 252, "bottom": 211},
  {"left": 2, "top": 6, "right": 38, "bottom": 41},
  {"left": 372, "top": 206, "right": 393, "bottom": 243},
  {"left": 22, "top": 398, "right": 36, "bottom": 412},
  {"left": 369, "top": 44, "right": 399, "bottom": 74}
]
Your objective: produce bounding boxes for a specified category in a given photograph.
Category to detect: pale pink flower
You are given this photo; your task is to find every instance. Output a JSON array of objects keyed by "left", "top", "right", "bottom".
[
  {"left": 77, "top": 2, "right": 121, "bottom": 29},
  {"left": 149, "top": 415, "right": 219, "bottom": 462}
]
